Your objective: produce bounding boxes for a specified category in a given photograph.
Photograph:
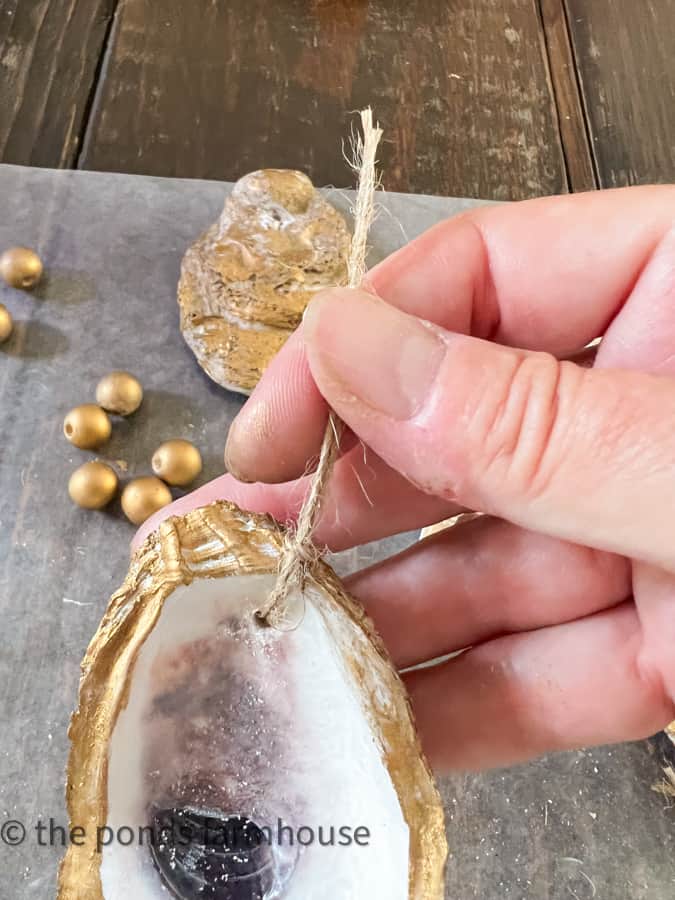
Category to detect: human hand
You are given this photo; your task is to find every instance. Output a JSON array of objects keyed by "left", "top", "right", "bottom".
[{"left": 137, "top": 186, "right": 675, "bottom": 771}]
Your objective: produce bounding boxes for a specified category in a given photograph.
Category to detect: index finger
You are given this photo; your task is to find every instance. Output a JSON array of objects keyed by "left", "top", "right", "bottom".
[{"left": 226, "top": 185, "right": 675, "bottom": 483}]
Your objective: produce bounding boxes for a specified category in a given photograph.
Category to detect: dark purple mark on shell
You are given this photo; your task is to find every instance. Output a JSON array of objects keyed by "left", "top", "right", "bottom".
[{"left": 150, "top": 810, "right": 275, "bottom": 900}]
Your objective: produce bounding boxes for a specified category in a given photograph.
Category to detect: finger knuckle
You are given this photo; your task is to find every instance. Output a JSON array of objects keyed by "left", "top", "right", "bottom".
[{"left": 468, "top": 351, "right": 573, "bottom": 503}]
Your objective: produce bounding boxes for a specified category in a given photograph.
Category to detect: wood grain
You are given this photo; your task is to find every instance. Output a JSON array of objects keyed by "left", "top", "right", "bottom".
[
  {"left": 79, "top": 0, "right": 568, "bottom": 200},
  {"left": 538, "top": 0, "right": 597, "bottom": 192},
  {"left": 565, "top": 0, "right": 675, "bottom": 188},
  {"left": 0, "top": 0, "right": 118, "bottom": 168}
]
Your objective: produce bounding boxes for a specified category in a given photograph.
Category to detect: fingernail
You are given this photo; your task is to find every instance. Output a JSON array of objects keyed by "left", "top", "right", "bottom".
[
  {"left": 224, "top": 401, "right": 266, "bottom": 482},
  {"left": 223, "top": 434, "right": 241, "bottom": 479},
  {"left": 223, "top": 443, "right": 254, "bottom": 483},
  {"left": 303, "top": 288, "right": 444, "bottom": 419}
]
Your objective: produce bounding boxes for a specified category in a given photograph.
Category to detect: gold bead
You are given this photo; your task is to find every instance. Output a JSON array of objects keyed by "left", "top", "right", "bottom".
[
  {"left": 63, "top": 404, "right": 112, "bottom": 449},
  {"left": 0, "top": 303, "right": 13, "bottom": 343},
  {"left": 68, "top": 461, "right": 118, "bottom": 509},
  {"left": 121, "top": 476, "right": 172, "bottom": 525},
  {"left": 95, "top": 370, "right": 143, "bottom": 416},
  {"left": 152, "top": 439, "right": 203, "bottom": 486},
  {"left": 0, "top": 246, "right": 43, "bottom": 290}
]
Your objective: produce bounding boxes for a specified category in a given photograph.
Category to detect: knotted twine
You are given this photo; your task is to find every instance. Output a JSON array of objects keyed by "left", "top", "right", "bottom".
[{"left": 258, "top": 107, "right": 383, "bottom": 629}]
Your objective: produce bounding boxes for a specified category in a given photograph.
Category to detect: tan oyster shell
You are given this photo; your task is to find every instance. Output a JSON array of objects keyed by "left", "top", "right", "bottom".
[
  {"left": 58, "top": 501, "right": 446, "bottom": 899},
  {"left": 178, "top": 170, "right": 351, "bottom": 394}
]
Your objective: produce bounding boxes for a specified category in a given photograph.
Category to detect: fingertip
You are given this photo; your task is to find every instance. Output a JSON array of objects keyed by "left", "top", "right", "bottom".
[
  {"left": 302, "top": 286, "right": 358, "bottom": 328},
  {"left": 224, "top": 395, "right": 277, "bottom": 482},
  {"left": 224, "top": 327, "right": 329, "bottom": 484}
]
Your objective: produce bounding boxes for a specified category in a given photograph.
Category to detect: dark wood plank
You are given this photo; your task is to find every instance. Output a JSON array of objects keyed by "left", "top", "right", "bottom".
[
  {"left": 79, "top": 0, "right": 568, "bottom": 200},
  {"left": 538, "top": 0, "right": 597, "bottom": 192},
  {"left": 0, "top": 0, "right": 117, "bottom": 168},
  {"left": 565, "top": 0, "right": 675, "bottom": 188}
]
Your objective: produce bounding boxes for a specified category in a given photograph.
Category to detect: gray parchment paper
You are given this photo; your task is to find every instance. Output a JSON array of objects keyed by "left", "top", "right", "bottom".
[{"left": 0, "top": 165, "right": 672, "bottom": 899}]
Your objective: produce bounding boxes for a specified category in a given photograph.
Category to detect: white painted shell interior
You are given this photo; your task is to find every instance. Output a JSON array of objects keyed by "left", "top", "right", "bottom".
[{"left": 101, "top": 574, "right": 409, "bottom": 899}]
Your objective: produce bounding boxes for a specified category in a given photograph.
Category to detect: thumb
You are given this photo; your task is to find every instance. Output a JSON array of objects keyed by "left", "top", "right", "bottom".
[{"left": 303, "top": 288, "right": 675, "bottom": 571}]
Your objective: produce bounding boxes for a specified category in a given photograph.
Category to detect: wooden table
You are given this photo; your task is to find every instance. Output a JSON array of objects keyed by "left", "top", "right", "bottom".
[{"left": 1, "top": 0, "right": 673, "bottom": 199}]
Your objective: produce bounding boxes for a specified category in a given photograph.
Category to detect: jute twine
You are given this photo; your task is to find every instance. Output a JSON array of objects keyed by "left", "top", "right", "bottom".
[{"left": 259, "top": 107, "right": 383, "bottom": 629}]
